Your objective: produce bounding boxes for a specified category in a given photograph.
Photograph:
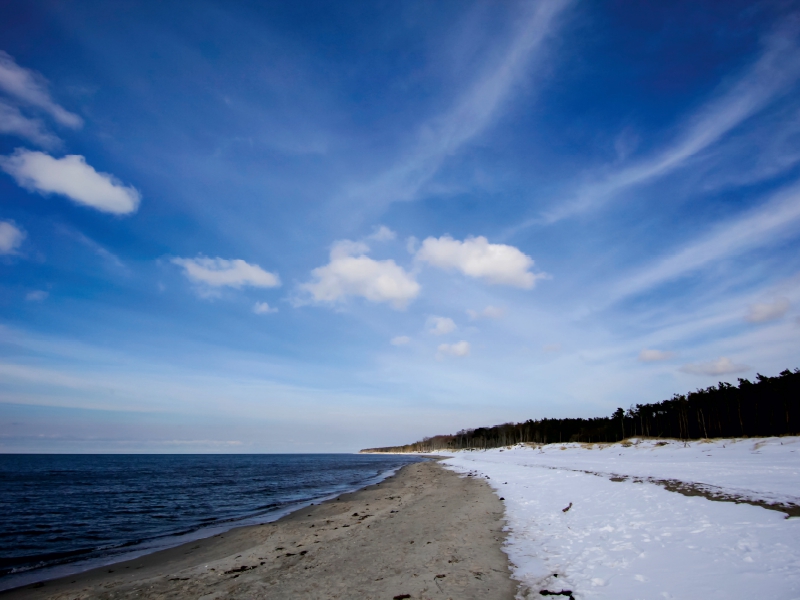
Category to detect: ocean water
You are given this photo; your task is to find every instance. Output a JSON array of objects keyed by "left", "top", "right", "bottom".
[{"left": 0, "top": 453, "right": 424, "bottom": 590}]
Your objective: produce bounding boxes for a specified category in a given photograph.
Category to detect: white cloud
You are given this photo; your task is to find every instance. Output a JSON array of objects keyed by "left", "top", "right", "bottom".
[
  {"left": 391, "top": 335, "right": 410, "bottom": 346},
  {"left": 0, "top": 220, "right": 25, "bottom": 254},
  {"left": 427, "top": 316, "right": 456, "bottom": 335},
  {"left": 173, "top": 257, "right": 281, "bottom": 289},
  {"left": 0, "top": 51, "right": 82, "bottom": 128},
  {"left": 0, "top": 100, "right": 60, "bottom": 148},
  {"left": 302, "top": 240, "right": 420, "bottom": 309},
  {"left": 330, "top": 239, "right": 370, "bottom": 260},
  {"left": 367, "top": 225, "right": 396, "bottom": 242},
  {"left": 467, "top": 305, "right": 506, "bottom": 320},
  {"left": 746, "top": 297, "right": 790, "bottom": 323},
  {"left": 25, "top": 290, "right": 48, "bottom": 301},
  {"left": 680, "top": 357, "right": 750, "bottom": 376},
  {"left": 638, "top": 349, "right": 674, "bottom": 362},
  {"left": 253, "top": 302, "right": 278, "bottom": 314},
  {"left": 535, "top": 22, "right": 800, "bottom": 224},
  {"left": 0, "top": 150, "right": 140, "bottom": 215},
  {"left": 406, "top": 236, "right": 419, "bottom": 254},
  {"left": 416, "top": 235, "right": 543, "bottom": 288},
  {"left": 437, "top": 340, "right": 471, "bottom": 358}
]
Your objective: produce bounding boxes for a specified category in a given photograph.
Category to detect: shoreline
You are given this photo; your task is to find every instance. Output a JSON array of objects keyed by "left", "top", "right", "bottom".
[
  {"left": 0, "top": 457, "right": 422, "bottom": 594},
  {"left": 1, "top": 460, "right": 516, "bottom": 599}
]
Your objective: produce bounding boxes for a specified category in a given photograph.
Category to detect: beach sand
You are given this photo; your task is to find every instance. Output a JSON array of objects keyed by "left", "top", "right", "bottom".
[{"left": 2, "top": 460, "right": 517, "bottom": 600}]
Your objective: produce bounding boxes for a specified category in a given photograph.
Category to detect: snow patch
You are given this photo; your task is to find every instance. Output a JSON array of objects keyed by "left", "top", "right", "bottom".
[{"left": 438, "top": 437, "right": 800, "bottom": 599}]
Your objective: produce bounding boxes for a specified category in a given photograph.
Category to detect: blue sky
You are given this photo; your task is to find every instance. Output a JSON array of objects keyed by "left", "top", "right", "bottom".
[{"left": 1, "top": 0, "right": 800, "bottom": 452}]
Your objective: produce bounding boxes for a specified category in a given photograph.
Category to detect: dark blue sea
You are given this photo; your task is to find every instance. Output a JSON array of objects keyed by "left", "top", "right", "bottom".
[{"left": 0, "top": 453, "right": 424, "bottom": 591}]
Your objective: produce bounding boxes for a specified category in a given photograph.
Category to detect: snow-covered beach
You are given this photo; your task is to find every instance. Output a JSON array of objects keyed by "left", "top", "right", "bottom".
[{"left": 439, "top": 437, "right": 800, "bottom": 599}]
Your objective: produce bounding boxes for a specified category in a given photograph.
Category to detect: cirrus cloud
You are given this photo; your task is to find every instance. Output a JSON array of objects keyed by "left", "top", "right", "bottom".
[
  {"left": 172, "top": 257, "right": 280, "bottom": 289},
  {"left": 302, "top": 240, "right": 419, "bottom": 310},
  {"left": 0, "top": 220, "right": 25, "bottom": 254},
  {"left": 467, "top": 305, "right": 506, "bottom": 320},
  {"left": 391, "top": 335, "right": 410, "bottom": 346},
  {"left": 0, "top": 100, "right": 60, "bottom": 148},
  {"left": 0, "top": 51, "right": 83, "bottom": 128},
  {"left": 680, "top": 357, "right": 750, "bottom": 376},
  {"left": 746, "top": 297, "right": 790, "bottom": 323},
  {"left": 415, "top": 235, "right": 544, "bottom": 288},
  {"left": 0, "top": 150, "right": 140, "bottom": 214},
  {"left": 638, "top": 349, "right": 675, "bottom": 362}
]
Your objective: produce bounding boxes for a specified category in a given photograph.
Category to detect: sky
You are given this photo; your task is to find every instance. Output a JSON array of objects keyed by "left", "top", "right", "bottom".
[{"left": 1, "top": 0, "right": 800, "bottom": 453}]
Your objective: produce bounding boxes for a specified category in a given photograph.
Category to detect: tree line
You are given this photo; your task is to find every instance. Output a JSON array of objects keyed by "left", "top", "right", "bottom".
[{"left": 361, "top": 368, "right": 800, "bottom": 453}]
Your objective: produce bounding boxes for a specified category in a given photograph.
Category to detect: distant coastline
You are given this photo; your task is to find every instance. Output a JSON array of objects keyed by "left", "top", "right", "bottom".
[{"left": 362, "top": 368, "right": 800, "bottom": 453}]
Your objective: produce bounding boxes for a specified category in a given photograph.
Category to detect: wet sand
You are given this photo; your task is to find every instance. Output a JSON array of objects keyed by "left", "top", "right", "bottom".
[{"left": 2, "top": 461, "right": 517, "bottom": 600}]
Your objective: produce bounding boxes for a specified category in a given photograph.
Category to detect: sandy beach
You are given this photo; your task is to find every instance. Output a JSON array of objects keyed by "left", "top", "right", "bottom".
[{"left": 1, "top": 461, "right": 517, "bottom": 600}]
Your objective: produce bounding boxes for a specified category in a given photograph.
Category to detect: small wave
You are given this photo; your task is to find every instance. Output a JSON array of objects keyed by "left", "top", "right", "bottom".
[{"left": 0, "top": 454, "right": 424, "bottom": 589}]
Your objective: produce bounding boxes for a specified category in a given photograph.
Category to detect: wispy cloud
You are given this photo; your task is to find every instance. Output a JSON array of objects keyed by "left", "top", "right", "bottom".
[
  {"left": 746, "top": 297, "right": 791, "bottom": 323},
  {"left": 0, "top": 51, "right": 82, "bottom": 128},
  {"left": 437, "top": 340, "right": 471, "bottom": 358},
  {"left": 467, "top": 305, "right": 506, "bottom": 320},
  {"left": 343, "top": 0, "right": 571, "bottom": 211},
  {"left": 0, "top": 220, "right": 25, "bottom": 254},
  {"left": 680, "top": 356, "right": 750, "bottom": 376},
  {"left": 638, "top": 349, "right": 674, "bottom": 362},
  {"left": 61, "top": 228, "right": 127, "bottom": 271},
  {"left": 698, "top": 106, "right": 800, "bottom": 192},
  {"left": 0, "top": 100, "right": 60, "bottom": 148},
  {"left": 512, "top": 20, "right": 800, "bottom": 228},
  {"left": 591, "top": 272, "right": 800, "bottom": 375},
  {"left": 607, "top": 180, "right": 800, "bottom": 304}
]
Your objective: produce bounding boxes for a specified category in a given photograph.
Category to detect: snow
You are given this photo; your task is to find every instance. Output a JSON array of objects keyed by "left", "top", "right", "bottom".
[{"left": 437, "top": 437, "right": 800, "bottom": 599}]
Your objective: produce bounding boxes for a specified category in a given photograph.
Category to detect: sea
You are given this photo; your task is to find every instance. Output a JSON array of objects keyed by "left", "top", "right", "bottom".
[{"left": 0, "top": 453, "right": 425, "bottom": 591}]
